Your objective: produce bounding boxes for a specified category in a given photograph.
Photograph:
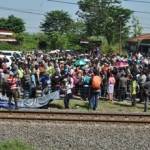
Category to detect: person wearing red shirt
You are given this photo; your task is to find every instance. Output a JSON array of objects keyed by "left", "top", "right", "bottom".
[{"left": 7, "top": 72, "right": 18, "bottom": 109}]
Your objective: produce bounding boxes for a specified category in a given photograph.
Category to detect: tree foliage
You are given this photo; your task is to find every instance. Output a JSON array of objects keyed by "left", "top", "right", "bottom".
[
  {"left": 21, "top": 33, "right": 38, "bottom": 50},
  {"left": 40, "top": 10, "right": 73, "bottom": 34},
  {"left": 35, "top": 33, "right": 48, "bottom": 50},
  {"left": 0, "top": 4, "right": 136, "bottom": 53},
  {"left": 131, "top": 16, "right": 143, "bottom": 37},
  {"left": 40, "top": 10, "right": 86, "bottom": 50},
  {"left": 78, "top": 0, "right": 132, "bottom": 44},
  {"left": 0, "top": 15, "right": 25, "bottom": 33},
  {"left": 0, "top": 33, "right": 38, "bottom": 51}
]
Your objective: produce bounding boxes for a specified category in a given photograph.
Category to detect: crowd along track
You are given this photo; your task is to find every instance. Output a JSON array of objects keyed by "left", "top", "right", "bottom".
[{"left": 0, "top": 110, "right": 150, "bottom": 124}]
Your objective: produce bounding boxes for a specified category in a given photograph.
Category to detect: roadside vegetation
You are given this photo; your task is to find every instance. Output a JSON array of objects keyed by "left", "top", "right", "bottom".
[
  {"left": 0, "top": 140, "right": 33, "bottom": 150},
  {"left": 0, "top": 0, "right": 143, "bottom": 53},
  {"left": 50, "top": 99, "right": 149, "bottom": 113}
]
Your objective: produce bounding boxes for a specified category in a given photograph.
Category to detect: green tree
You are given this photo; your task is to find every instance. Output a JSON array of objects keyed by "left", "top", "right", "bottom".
[
  {"left": 78, "top": 0, "right": 132, "bottom": 45},
  {"left": 0, "top": 33, "right": 39, "bottom": 51},
  {"left": 0, "top": 15, "right": 25, "bottom": 33},
  {"left": 69, "top": 21, "right": 86, "bottom": 35},
  {"left": 47, "top": 21, "right": 86, "bottom": 50},
  {"left": 21, "top": 33, "right": 38, "bottom": 50},
  {"left": 0, "top": 18, "right": 7, "bottom": 29},
  {"left": 40, "top": 11, "right": 86, "bottom": 50},
  {"left": 131, "top": 16, "right": 143, "bottom": 37},
  {"left": 45, "top": 31, "right": 68, "bottom": 50},
  {"left": 7, "top": 15, "right": 25, "bottom": 33},
  {"left": 36, "top": 33, "right": 48, "bottom": 50},
  {"left": 40, "top": 10, "right": 73, "bottom": 34},
  {"left": 67, "top": 21, "right": 86, "bottom": 50}
]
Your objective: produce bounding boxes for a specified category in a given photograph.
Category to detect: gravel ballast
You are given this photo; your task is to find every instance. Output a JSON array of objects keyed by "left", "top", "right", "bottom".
[{"left": 0, "top": 121, "right": 150, "bottom": 150}]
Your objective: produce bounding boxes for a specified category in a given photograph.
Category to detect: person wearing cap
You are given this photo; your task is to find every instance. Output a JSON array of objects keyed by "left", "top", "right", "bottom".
[{"left": 7, "top": 71, "right": 18, "bottom": 109}]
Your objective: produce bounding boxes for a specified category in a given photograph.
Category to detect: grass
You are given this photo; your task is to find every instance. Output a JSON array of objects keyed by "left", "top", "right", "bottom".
[
  {"left": 49, "top": 99, "right": 149, "bottom": 113},
  {"left": 0, "top": 140, "right": 33, "bottom": 150}
]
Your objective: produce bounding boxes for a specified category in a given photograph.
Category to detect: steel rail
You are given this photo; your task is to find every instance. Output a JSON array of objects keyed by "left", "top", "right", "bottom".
[{"left": 0, "top": 110, "right": 150, "bottom": 124}]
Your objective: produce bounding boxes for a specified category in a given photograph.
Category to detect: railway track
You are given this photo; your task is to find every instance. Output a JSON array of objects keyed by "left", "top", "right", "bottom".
[{"left": 0, "top": 110, "right": 150, "bottom": 124}]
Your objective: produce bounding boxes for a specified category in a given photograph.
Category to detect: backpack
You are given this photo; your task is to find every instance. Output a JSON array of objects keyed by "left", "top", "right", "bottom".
[
  {"left": 92, "top": 76, "right": 101, "bottom": 90},
  {"left": 24, "top": 74, "right": 31, "bottom": 87},
  {"left": 83, "top": 76, "right": 91, "bottom": 85}
]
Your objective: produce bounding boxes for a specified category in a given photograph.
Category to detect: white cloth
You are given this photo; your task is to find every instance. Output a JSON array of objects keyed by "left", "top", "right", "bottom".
[
  {"left": 108, "top": 84, "right": 114, "bottom": 94},
  {"left": 66, "top": 82, "right": 72, "bottom": 94}
]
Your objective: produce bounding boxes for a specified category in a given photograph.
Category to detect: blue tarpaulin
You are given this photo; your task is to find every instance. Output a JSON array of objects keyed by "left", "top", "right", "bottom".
[{"left": 0, "top": 91, "right": 60, "bottom": 109}]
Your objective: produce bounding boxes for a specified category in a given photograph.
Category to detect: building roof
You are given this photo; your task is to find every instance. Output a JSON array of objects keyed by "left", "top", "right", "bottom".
[
  {"left": 0, "top": 29, "right": 16, "bottom": 42},
  {"left": 128, "top": 33, "right": 150, "bottom": 42},
  {"left": 0, "top": 29, "right": 14, "bottom": 36},
  {"left": 0, "top": 38, "right": 16, "bottom": 42}
]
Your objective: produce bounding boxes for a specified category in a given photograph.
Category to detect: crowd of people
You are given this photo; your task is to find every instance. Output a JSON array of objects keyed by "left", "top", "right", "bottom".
[{"left": 0, "top": 50, "right": 149, "bottom": 110}]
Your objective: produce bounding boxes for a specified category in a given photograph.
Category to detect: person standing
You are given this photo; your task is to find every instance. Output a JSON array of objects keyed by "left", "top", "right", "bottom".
[
  {"left": 107, "top": 74, "right": 116, "bottom": 102},
  {"left": 17, "top": 66, "right": 24, "bottom": 98},
  {"left": 143, "top": 77, "right": 150, "bottom": 112},
  {"left": 81, "top": 70, "right": 91, "bottom": 101},
  {"left": 7, "top": 72, "right": 18, "bottom": 109},
  {"left": 118, "top": 74, "right": 128, "bottom": 101},
  {"left": 101, "top": 71, "right": 108, "bottom": 98},
  {"left": 22, "top": 68, "right": 31, "bottom": 98},
  {"left": 1, "top": 70, "right": 9, "bottom": 99},
  {"left": 89, "top": 70, "right": 102, "bottom": 110},
  {"left": 138, "top": 71, "right": 147, "bottom": 103},
  {"left": 130, "top": 76, "right": 139, "bottom": 106},
  {"left": 64, "top": 77, "right": 72, "bottom": 109}
]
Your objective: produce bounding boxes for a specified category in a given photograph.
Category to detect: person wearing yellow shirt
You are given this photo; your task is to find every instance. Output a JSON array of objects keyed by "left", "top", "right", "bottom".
[
  {"left": 18, "top": 67, "right": 24, "bottom": 79},
  {"left": 131, "top": 76, "right": 139, "bottom": 106},
  {"left": 46, "top": 62, "right": 55, "bottom": 77}
]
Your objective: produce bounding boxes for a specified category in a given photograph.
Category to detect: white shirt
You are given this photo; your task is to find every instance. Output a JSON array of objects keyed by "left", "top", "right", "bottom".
[{"left": 66, "top": 82, "right": 72, "bottom": 94}]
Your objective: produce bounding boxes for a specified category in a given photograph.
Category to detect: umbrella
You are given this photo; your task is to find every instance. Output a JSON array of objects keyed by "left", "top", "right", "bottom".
[
  {"left": 113, "top": 61, "right": 129, "bottom": 68},
  {"left": 84, "top": 58, "right": 90, "bottom": 62},
  {"left": 74, "top": 59, "right": 87, "bottom": 67}
]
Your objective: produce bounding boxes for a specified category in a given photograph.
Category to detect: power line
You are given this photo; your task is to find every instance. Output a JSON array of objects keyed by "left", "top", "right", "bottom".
[
  {"left": 142, "top": 26, "right": 150, "bottom": 29},
  {"left": 26, "top": 27, "right": 150, "bottom": 30},
  {"left": 48, "top": 0, "right": 150, "bottom": 5},
  {"left": 134, "top": 10, "right": 150, "bottom": 14},
  {"left": 0, "top": 1, "right": 150, "bottom": 19},
  {"left": 124, "top": 0, "right": 150, "bottom": 4},
  {"left": 48, "top": 0, "right": 118, "bottom": 5},
  {"left": 0, "top": 1, "right": 149, "bottom": 17},
  {"left": 0, "top": 6, "right": 44, "bottom": 16},
  {"left": 48, "top": 0, "right": 150, "bottom": 15},
  {"left": 48, "top": 0, "right": 77, "bottom": 5}
]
